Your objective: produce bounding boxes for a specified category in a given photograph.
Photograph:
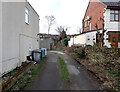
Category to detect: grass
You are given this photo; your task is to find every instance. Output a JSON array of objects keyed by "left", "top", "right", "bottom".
[
  {"left": 10, "top": 57, "right": 47, "bottom": 90},
  {"left": 31, "top": 58, "right": 46, "bottom": 77},
  {"left": 104, "top": 68, "right": 120, "bottom": 78},
  {"left": 58, "top": 56, "right": 70, "bottom": 82},
  {"left": 72, "top": 54, "right": 78, "bottom": 59},
  {"left": 104, "top": 68, "right": 120, "bottom": 91}
]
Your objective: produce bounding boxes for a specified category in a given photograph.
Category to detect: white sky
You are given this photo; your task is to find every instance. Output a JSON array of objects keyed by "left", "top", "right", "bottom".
[{"left": 27, "top": 0, "right": 90, "bottom": 35}]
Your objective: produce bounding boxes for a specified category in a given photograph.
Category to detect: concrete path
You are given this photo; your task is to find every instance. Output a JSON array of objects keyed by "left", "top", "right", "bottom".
[{"left": 29, "top": 51, "right": 99, "bottom": 90}]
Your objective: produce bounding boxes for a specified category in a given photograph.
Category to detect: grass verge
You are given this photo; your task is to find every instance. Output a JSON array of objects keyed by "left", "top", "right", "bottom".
[
  {"left": 10, "top": 57, "right": 47, "bottom": 90},
  {"left": 58, "top": 56, "right": 70, "bottom": 82}
]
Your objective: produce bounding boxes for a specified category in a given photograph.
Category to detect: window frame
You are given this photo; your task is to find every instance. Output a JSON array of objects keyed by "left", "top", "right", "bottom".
[
  {"left": 110, "top": 10, "right": 119, "bottom": 22},
  {"left": 25, "top": 7, "right": 29, "bottom": 24}
]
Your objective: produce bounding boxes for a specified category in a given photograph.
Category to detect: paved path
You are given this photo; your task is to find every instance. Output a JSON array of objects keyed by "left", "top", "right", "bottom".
[{"left": 29, "top": 51, "right": 99, "bottom": 90}]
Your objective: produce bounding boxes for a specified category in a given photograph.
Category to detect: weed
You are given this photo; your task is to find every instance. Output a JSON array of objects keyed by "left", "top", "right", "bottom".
[
  {"left": 72, "top": 54, "right": 78, "bottom": 59},
  {"left": 104, "top": 68, "right": 120, "bottom": 78},
  {"left": 58, "top": 56, "right": 70, "bottom": 82}
]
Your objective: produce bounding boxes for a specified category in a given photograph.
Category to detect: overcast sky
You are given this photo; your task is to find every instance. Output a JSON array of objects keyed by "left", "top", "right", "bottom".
[{"left": 27, "top": 0, "right": 90, "bottom": 35}]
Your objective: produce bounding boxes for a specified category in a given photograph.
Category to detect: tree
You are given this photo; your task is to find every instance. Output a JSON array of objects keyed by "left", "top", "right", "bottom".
[
  {"left": 77, "top": 27, "right": 82, "bottom": 34},
  {"left": 55, "top": 26, "right": 63, "bottom": 34},
  {"left": 95, "top": 17, "right": 105, "bottom": 47},
  {"left": 45, "top": 15, "right": 55, "bottom": 34},
  {"left": 55, "top": 26, "right": 68, "bottom": 40},
  {"left": 95, "top": 23, "right": 101, "bottom": 47},
  {"left": 60, "top": 29, "right": 67, "bottom": 40},
  {"left": 101, "top": 18, "right": 106, "bottom": 47}
]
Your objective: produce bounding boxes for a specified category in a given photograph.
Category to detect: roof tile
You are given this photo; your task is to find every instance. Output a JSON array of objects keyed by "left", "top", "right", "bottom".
[{"left": 98, "top": 0, "right": 120, "bottom": 6}]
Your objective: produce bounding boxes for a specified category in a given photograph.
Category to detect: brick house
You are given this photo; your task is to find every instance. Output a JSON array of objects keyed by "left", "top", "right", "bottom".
[{"left": 81, "top": 0, "right": 120, "bottom": 48}]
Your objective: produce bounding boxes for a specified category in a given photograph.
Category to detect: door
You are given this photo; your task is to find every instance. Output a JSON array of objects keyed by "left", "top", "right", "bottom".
[{"left": 109, "top": 34, "right": 118, "bottom": 47}]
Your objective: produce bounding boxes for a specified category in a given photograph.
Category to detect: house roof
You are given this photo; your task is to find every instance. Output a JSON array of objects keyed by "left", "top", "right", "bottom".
[
  {"left": 83, "top": 0, "right": 120, "bottom": 20},
  {"left": 37, "top": 33, "right": 59, "bottom": 38},
  {"left": 98, "top": 0, "right": 120, "bottom": 7}
]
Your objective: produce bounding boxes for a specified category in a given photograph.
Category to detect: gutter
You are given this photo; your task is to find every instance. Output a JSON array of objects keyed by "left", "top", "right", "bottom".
[{"left": 26, "top": 0, "right": 39, "bottom": 18}]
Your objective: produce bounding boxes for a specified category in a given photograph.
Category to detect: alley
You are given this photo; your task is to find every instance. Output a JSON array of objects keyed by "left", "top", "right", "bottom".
[{"left": 29, "top": 51, "right": 99, "bottom": 90}]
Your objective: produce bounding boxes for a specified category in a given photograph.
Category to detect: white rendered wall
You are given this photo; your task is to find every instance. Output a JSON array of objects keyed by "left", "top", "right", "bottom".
[
  {"left": 104, "top": 9, "right": 120, "bottom": 31},
  {"left": 20, "top": 2, "right": 39, "bottom": 63},
  {"left": 2, "top": 1, "right": 39, "bottom": 75},
  {"left": 86, "top": 31, "right": 97, "bottom": 46},
  {"left": 103, "top": 30, "right": 111, "bottom": 48},
  {"left": 74, "top": 34, "right": 86, "bottom": 45},
  {"left": 2, "top": 2, "right": 25, "bottom": 75},
  {"left": 74, "top": 31, "right": 97, "bottom": 46},
  {"left": 68, "top": 37, "right": 74, "bottom": 47},
  {"left": 104, "top": 9, "right": 120, "bottom": 48},
  {"left": 0, "top": 1, "right": 2, "bottom": 77}
]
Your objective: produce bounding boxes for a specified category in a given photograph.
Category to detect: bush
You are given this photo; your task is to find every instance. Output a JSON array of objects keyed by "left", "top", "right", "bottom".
[
  {"left": 62, "top": 38, "right": 70, "bottom": 47},
  {"left": 74, "top": 46, "right": 85, "bottom": 59},
  {"left": 68, "top": 45, "right": 120, "bottom": 91}
]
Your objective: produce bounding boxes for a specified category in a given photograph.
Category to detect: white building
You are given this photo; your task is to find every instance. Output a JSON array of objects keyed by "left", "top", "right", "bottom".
[{"left": 0, "top": 0, "right": 39, "bottom": 76}]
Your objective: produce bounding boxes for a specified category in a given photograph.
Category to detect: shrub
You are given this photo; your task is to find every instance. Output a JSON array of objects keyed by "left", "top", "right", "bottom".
[
  {"left": 62, "top": 38, "right": 70, "bottom": 47},
  {"left": 74, "top": 46, "right": 85, "bottom": 59}
]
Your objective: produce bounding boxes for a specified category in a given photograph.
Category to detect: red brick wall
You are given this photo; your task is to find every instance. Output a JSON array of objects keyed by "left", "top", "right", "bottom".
[{"left": 83, "top": 0, "right": 106, "bottom": 32}]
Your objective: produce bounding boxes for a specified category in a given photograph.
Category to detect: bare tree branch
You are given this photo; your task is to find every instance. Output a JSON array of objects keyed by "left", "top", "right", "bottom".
[
  {"left": 77, "top": 27, "right": 82, "bottom": 34},
  {"left": 55, "top": 26, "right": 64, "bottom": 34},
  {"left": 55, "top": 26, "right": 69, "bottom": 34},
  {"left": 55, "top": 26, "right": 69, "bottom": 40},
  {"left": 45, "top": 15, "right": 55, "bottom": 34}
]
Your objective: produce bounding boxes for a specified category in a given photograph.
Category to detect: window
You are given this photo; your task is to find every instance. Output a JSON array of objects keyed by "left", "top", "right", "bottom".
[
  {"left": 110, "top": 10, "right": 119, "bottom": 21},
  {"left": 113, "top": 37, "right": 116, "bottom": 42},
  {"left": 25, "top": 7, "right": 29, "bottom": 24}
]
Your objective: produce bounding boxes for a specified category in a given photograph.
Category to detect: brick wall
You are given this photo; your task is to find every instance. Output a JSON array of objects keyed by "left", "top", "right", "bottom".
[{"left": 83, "top": 0, "right": 106, "bottom": 32}]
